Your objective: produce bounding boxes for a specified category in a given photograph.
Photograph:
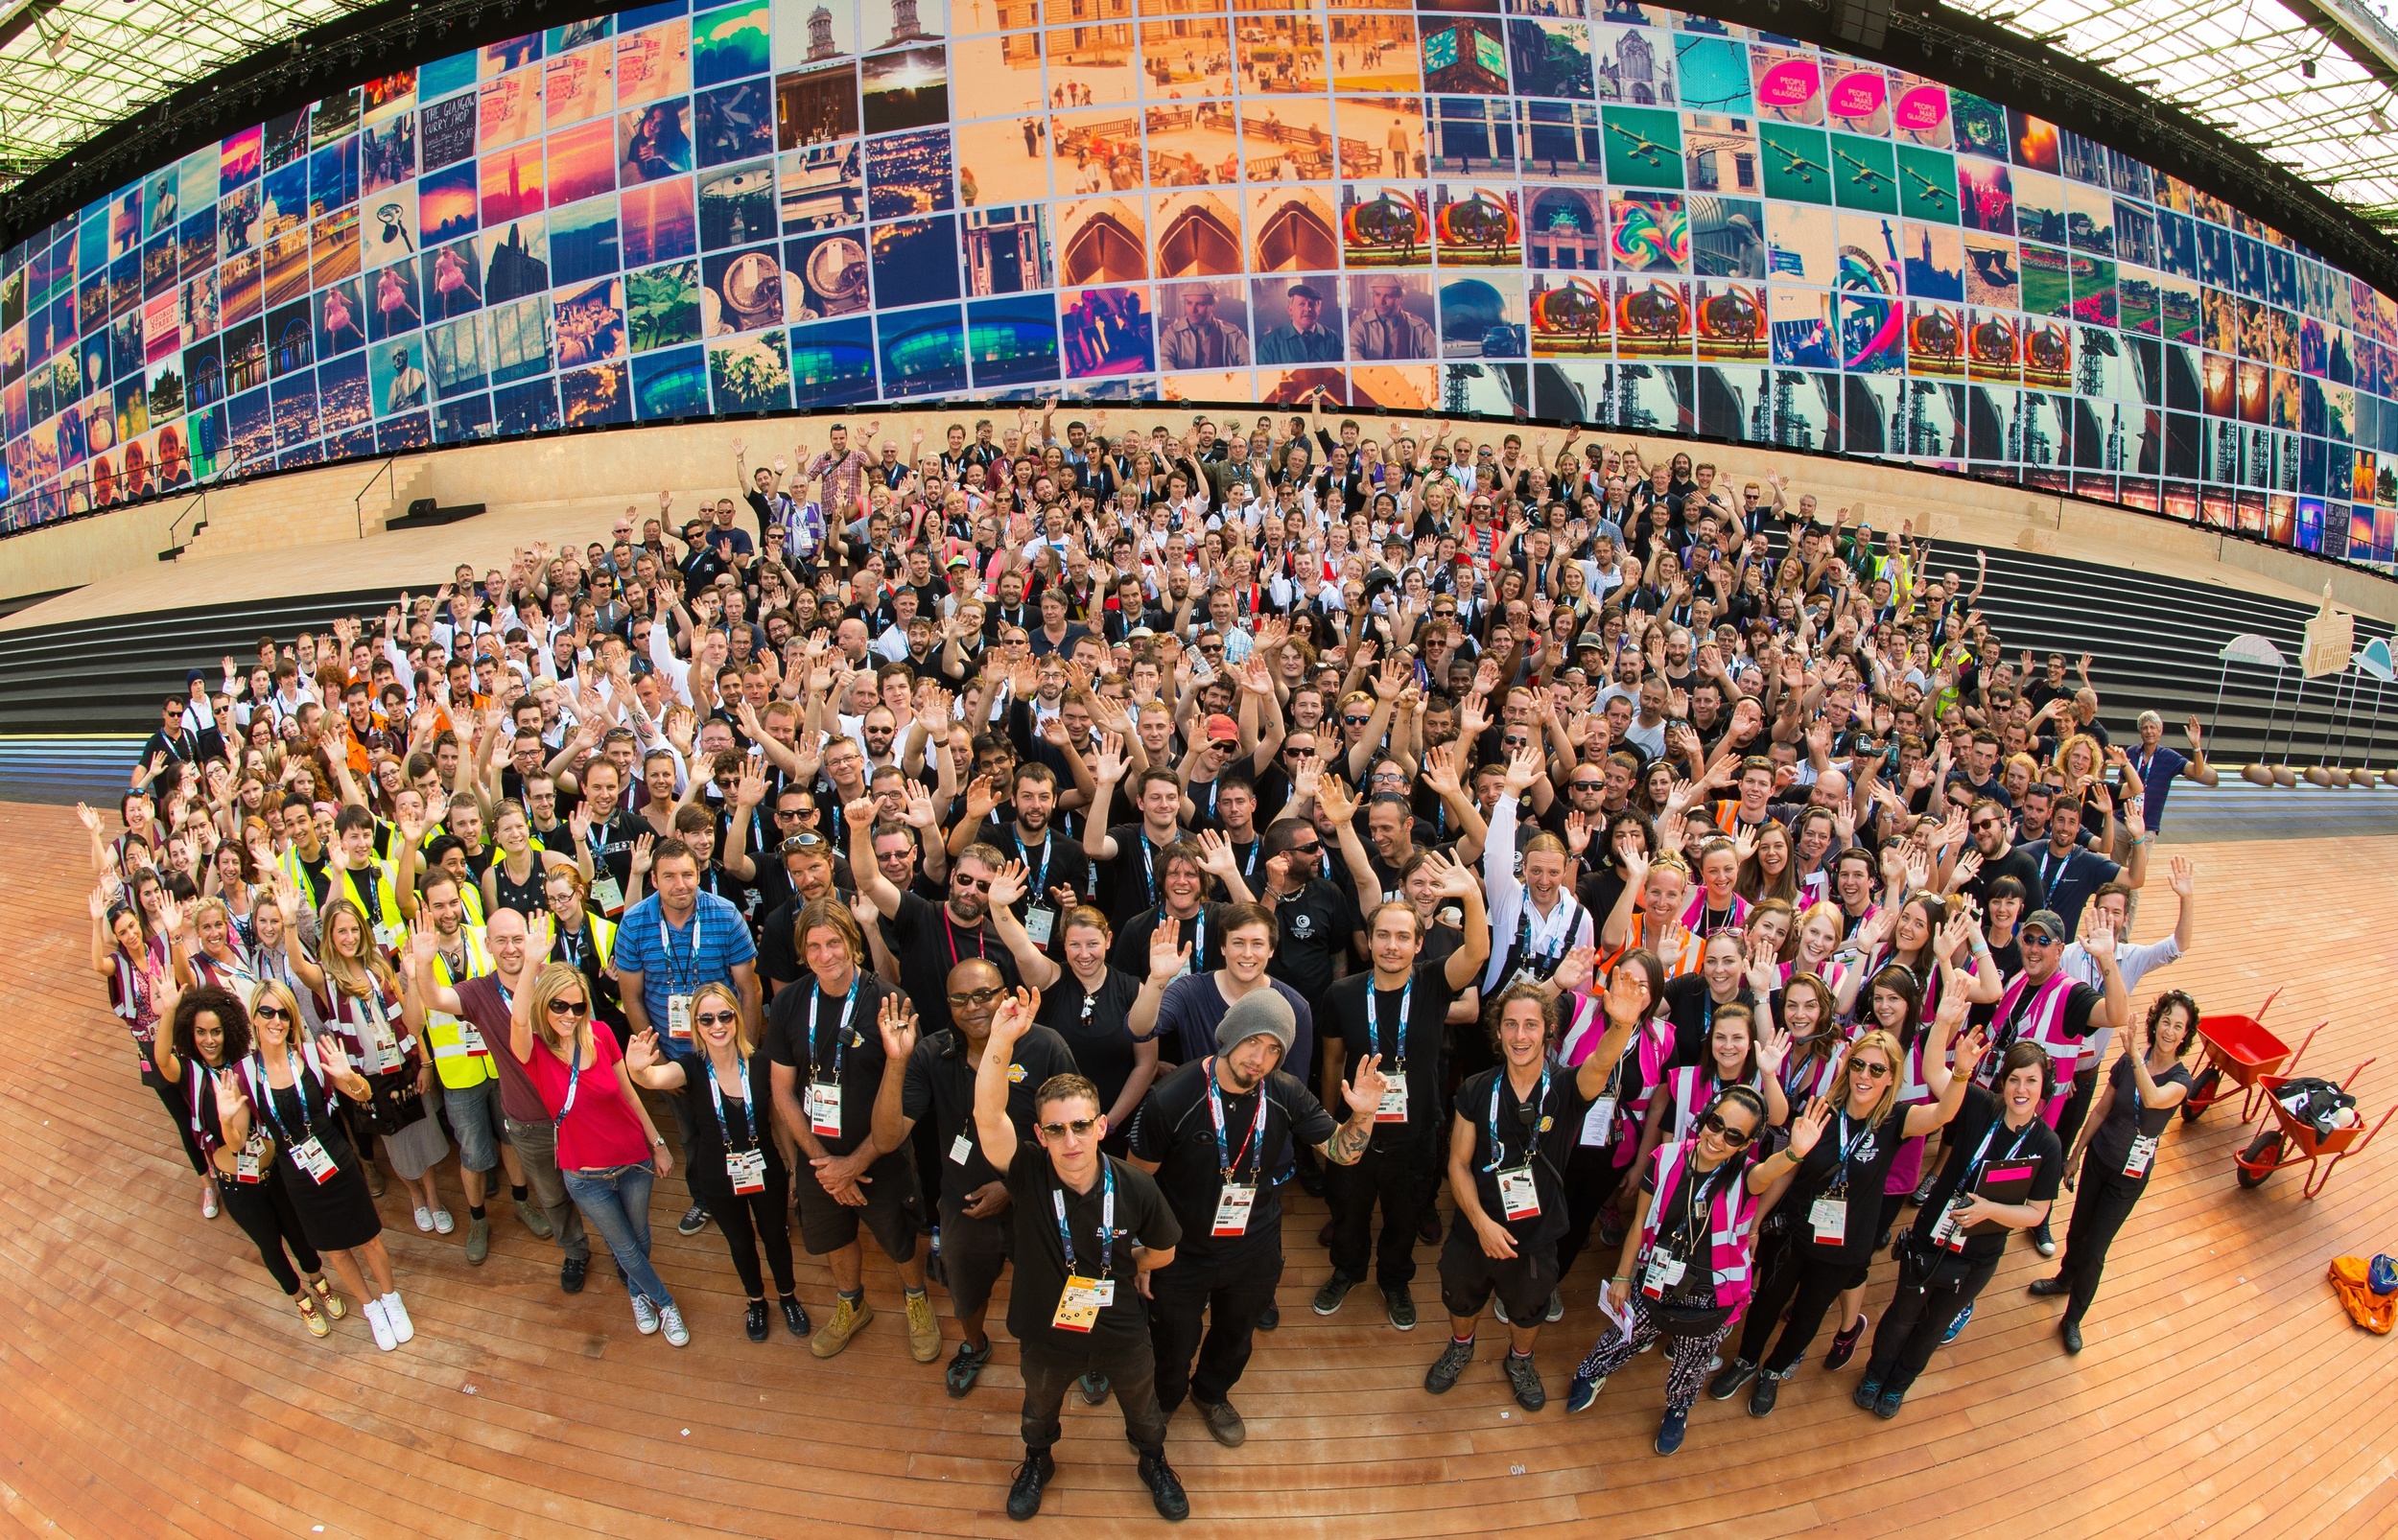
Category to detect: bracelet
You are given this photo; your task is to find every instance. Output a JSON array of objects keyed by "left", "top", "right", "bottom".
[{"left": 1610, "top": 1273, "right": 1631, "bottom": 1282}]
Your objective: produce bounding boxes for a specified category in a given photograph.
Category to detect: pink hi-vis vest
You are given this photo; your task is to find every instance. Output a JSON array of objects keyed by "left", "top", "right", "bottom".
[
  {"left": 1638, "top": 1139, "right": 1761, "bottom": 1310},
  {"left": 1985, "top": 969, "right": 2081, "bottom": 1083},
  {"left": 1678, "top": 889, "right": 1751, "bottom": 931}
]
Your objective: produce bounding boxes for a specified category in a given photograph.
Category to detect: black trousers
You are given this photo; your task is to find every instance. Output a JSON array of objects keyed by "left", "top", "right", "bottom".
[
  {"left": 1147, "top": 1237, "right": 1281, "bottom": 1413},
  {"left": 1737, "top": 1229, "right": 1869, "bottom": 1374},
  {"left": 698, "top": 1165, "right": 798, "bottom": 1299},
  {"left": 1862, "top": 1247, "right": 2000, "bottom": 1394},
  {"left": 2057, "top": 1151, "right": 2148, "bottom": 1327},
  {"left": 1023, "top": 1331, "right": 1170, "bottom": 1458},
  {"left": 1552, "top": 1143, "right": 1617, "bottom": 1280},
  {"left": 153, "top": 1080, "right": 209, "bottom": 1176},
  {"left": 2051, "top": 1065, "right": 2103, "bottom": 1155},
  {"left": 220, "top": 1173, "right": 322, "bottom": 1296},
  {"left": 1327, "top": 1134, "right": 1439, "bottom": 1286}
]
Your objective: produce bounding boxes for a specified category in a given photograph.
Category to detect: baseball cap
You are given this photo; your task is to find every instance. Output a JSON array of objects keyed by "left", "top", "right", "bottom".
[
  {"left": 1205, "top": 713, "right": 1240, "bottom": 742},
  {"left": 2020, "top": 910, "right": 2067, "bottom": 943}
]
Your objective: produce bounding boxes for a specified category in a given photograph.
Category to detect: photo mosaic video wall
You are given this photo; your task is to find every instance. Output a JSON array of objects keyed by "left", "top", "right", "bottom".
[{"left": 4, "top": 0, "right": 2395, "bottom": 561}]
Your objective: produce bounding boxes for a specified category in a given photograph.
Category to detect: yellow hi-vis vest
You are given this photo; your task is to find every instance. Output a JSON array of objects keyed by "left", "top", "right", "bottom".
[{"left": 423, "top": 928, "right": 497, "bottom": 1089}]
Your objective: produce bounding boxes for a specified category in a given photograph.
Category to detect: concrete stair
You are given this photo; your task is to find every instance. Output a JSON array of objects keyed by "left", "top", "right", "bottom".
[{"left": 175, "top": 456, "right": 429, "bottom": 561}]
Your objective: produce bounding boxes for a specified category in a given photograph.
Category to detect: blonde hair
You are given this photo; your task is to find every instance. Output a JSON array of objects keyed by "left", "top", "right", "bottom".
[
  {"left": 1837, "top": 1029, "right": 1905, "bottom": 1129},
  {"left": 690, "top": 980, "right": 754, "bottom": 1057}
]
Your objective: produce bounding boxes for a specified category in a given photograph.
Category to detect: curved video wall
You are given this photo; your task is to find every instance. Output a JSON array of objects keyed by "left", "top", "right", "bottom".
[{"left": 3, "top": 0, "right": 2395, "bottom": 562}]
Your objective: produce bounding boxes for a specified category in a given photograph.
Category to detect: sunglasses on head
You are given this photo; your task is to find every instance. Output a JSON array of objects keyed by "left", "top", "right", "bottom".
[
  {"left": 1701, "top": 1111, "right": 1753, "bottom": 1147},
  {"left": 1038, "top": 1116, "right": 1100, "bottom": 1138}
]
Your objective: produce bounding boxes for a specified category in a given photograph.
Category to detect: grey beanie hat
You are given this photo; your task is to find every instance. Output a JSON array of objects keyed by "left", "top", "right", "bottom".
[{"left": 1215, "top": 990, "right": 1295, "bottom": 1062}]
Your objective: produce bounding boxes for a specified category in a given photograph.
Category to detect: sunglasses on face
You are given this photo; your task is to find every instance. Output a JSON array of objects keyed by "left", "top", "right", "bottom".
[
  {"left": 252, "top": 1004, "right": 291, "bottom": 1021},
  {"left": 1038, "top": 1116, "right": 1100, "bottom": 1138},
  {"left": 1570, "top": 779, "right": 1605, "bottom": 791},
  {"left": 1343, "top": 714, "right": 1371, "bottom": 727},
  {"left": 695, "top": 1010, "right": 740, "bottom": 1027},
  {"left": 1851, "top": 1060, "right": 1893, "bottom": 1078},
  {"left": 948, "top": 986, "right": 1006, "bottom": 1007},
  {"left": 548, "top": 998, "right": 590, "bottom": 1016},
  {"left": 1701, "top": 1112, "right": 1753, "bottom": 1147}
]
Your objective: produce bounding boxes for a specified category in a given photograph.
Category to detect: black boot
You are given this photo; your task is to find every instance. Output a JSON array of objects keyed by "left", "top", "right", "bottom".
[
  {"left": 1005, "top": 1451, "right": 1056, "bottom": 1522},
  {"left": 1139, "top": 1453, "right": 1189, "bottom": 1521}
]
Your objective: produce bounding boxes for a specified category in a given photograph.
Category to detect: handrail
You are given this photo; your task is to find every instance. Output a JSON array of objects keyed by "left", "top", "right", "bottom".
[
  {"left": 163, "top": 490, "right": 208, "bottom": 548},
  {"left": 352, "top": 456, "right": 397, "bottom": 540}
]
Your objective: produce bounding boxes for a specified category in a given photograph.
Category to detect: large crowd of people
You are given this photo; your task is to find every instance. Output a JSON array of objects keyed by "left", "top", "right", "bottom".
[{"left": 88, "top": 402, "right": 2220, "bottom": 1520}]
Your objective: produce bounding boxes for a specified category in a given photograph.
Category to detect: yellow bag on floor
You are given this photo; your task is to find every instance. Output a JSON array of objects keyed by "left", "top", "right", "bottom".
[{"left": 2327, "top": 1256, "right": 2393, "bottom": 1335}]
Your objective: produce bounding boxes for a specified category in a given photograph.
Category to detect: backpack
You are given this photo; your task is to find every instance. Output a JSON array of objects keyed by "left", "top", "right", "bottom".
[{"left": 2273, "top": 1077, "right": 2359, "bottom": 1137}]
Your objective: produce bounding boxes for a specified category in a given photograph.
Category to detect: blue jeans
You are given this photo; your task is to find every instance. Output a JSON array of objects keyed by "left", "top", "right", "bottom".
[{"left": 562, "top": 1161, "right": 674, "bottom": 1309}]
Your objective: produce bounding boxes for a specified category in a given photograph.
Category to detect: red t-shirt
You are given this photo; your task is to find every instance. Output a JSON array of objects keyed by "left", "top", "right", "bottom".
[{"left": 509, "top": 1024, "right": 652, "bottom": 1172}]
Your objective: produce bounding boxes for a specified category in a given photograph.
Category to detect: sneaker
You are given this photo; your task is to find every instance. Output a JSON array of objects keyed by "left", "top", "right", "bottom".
[
  {"left": 2032, "top": 1220, "right": 2057, "bottom": 1257},
  {"left": 431, "top": 1208, "right": 456, "bottom": 1236},
  {"left": 904, "top": 1290, "right": 942, "bottom": 1363},
  {"left": 1543, "top": 1289, "right": 1563, "bottom": 1323},
  {"left": 381, "top": 1293, "right": 414, "bottom": 1344},
  {"left": 297, "top": 1294, "right": 330, "bottom": 1339},
  {"left": 659, "top": 1304, "right": 690, "bottom": 1347},
  {"left": 1598, "top": 1211, "right": 1627, "bottom": 1249},
  {"left": 1257, "top": 1303, "right": 1279, "bottom": 1332},
  {"left": 1193, "top": 1397, "right": 1246, "bottom": 1448},
  {"left": 1503, "top": 1351, "right": 1545, "bottom": 1412},
  {"left": 1317, "top": 1220, "right": 1337, "bottom": 1248},
  {"left": 560, "top": 1256, "right": 588, "bottom": 1295},
  {"left": 412, "top": 1205, "right": 435, "bottom": 1233},
  {"left": 678, "top": 1202, "right": 710, "bottom": 1236},
  {"left": 1942, "top": 1303, "right": 1973, "bottom": 1344},
  {"left": 1822, "top": 1312, "right": 1869, "bottom": 1371},
  {"left": 946, "top": 1338, "right": 992, "bottom": 1397},
  {"left": 1851, "top": 1377, "right": 1883, "bottom": 1412},
  {"left": 515, "top": 1197, "right": 553, "bottom": 1240},
  {"left": 364, "top": 1297, "right": 398, "bottom": 1352},
  {"left": 1424, "top": 1337, "right": 1475, "bottom": 1394},
  {"left": 308, "top": 1276, "right": 345, "bottom": 1319},
  {"left": 1493, "top": 1296, "right": 1512, "bottom": 1326},
  {"left": 1873, "top": 1387, "right": 1905, "bottom": 1419},
  {"left": 1655, "top": 1407, "right": 1688, "bottom": 1455},
  {"left": 1911, "top": 1170, "right": 1940, "bottom": 1205},
  {"left": 1418, "top": 1208, "right": 1442, "bottom": 1246},
  {"left": 2028, "top": 1274, "right": 2071, "bottom": 1297},
  {"left": 1383, "top": 1283, "right": 1417, "bottom": 1332},
  {"left": 465, "top": 1215, "right": 492, "bottom": 1266},
  {"left": 1004, "top": 1451, "right": 1055, "bottom": 1522},
  {"left": 780, "top": 1295, "right": 810, "bottom": 1338},
  {"left": 1706, "top": 1357, "right": 1757, "bottom": 1401},
  {"left": 2060, "top": 1318, "right": 2084, "bottom": 1355},
  {"left": 631, "top": 1296, "right": 661, "bottom": 1335},
  {"left": 810, "top": 1295, "right": 872, "bottom": 1359},
  {"left": 1312, "top": 1270, "right": 1359, "bottom": 1317},
  {"left": 1138, "top": 1453, "right": 1189, "bottom": 1522},
  {"left": 1748, "top": 1369, "right": 1782, "bottom": 1417},
  {"left": 202, "top": 1185, "right": 220, "bottom": 1221},
  {"left": 1078, "top": 1372, "right": 1110, "bottom": 1405},
  {"left": 1563, "top": 1374, "right": 1606, "bottom": 1413},
  {"left": 745, "top": 1299, "right": 770, "bottom": 1342}
]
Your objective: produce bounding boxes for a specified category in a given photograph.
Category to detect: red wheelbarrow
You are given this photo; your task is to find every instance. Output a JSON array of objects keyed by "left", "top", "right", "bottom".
[
  {"left": 2180, "top": 990, "right": 2323, "bottom": 1126},
  {"left": 2233, "top": 1063, "right": 2395, "bottom": 1199}
]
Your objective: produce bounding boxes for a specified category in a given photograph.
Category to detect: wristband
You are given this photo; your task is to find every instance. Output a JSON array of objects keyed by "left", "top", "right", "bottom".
[{"left": 1610, "top": 1273, "right": 1631, "bottom": 1282}]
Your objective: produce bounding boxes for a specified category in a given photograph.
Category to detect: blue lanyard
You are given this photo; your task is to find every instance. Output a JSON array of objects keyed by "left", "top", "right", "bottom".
[
  {"left": 1485, "top": 1063, "right": 1550, "bottom": 1172},
  {"left": 809, "top": 975, "right": 859, "bottom": 1083},
  {"left": 1374, "top": 972, "right": 1415, "bottom": 1073},
  {"left": 1204, "top": 1060, "right": 1269, "bottom": 1183},
  {"left": 1052, "top": 1159, "right": 1117, "bottom": 1278},
  {"left": 660, "top": 904, "right": 703, "bottom": 992},
  {"left": 1017, "top": 832, "right": 1051, "bottom": 898},
  {"left": 1139, "top": 834, "right": 1159, "bottom": 905},
  {"left": 1186, "top": 907, "right": 1206, "bottom": 974},
  {"left": 705, "top": 1051, "right": 757, "bottom": 1148},
  {"left": 554, "top": 1032, "right": 584, "bottom": 1130}
]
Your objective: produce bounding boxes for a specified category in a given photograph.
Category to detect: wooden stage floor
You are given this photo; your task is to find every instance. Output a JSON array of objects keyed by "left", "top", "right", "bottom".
[{"left": 8, "top": 801, "right": 2395, "bottom": 1537}]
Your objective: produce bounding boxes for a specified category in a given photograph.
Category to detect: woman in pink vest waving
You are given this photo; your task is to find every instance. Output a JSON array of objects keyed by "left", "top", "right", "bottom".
[{"left": 1563, "top": 1082, "right": 1810, "bottom": 1455}]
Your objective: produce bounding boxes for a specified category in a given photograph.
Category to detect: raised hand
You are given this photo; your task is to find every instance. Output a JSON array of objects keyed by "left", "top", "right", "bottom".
[
  {"left": 1341, "top": 1052, "right": 1389, "bottom": 1120},
  {"left": 987, "top": 986, "right": 1041, "bottom": 1052},
  {"left": 1147, "top": 915, "right": 1191, "bottom": 983},
  {"left": 876, "top": 992, "right": 919, "bottom": 1061},
  {"left": 624, "top": 1028, "right": 662, "bottom": 1076},
  {"left": 1756, "top": 1018, "right": 1791, "bottom": 1076},
  {"left": 987, "top": 858, "right": 1029, "bottom": 910},
  {"left": 1419, "top": 848, "right": 1479, "bottom": 898},
  {"left": 1784, "top": 1095, "right": 1833, "bottom": 1160},
  {"left": 1553, "top": 943, "right": 1598, "bottom": 997},
  {"left": 1602, "top": 959, "right": 1652, "bottom": 1026},
  {"left": 1313, "top": 773, "right": 1359, "bottom": 823}
]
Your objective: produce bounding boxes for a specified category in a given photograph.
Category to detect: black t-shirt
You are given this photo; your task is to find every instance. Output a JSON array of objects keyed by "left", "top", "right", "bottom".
[
  {"left": 1264, "top": 879, "right": 1354, "bottom": 1004},
  {"left": 879, "top": 891, "right": 1019, "bottom": 1041},
  {"left": 1959, "top": 843, "right": 2046, "bottom": 913},
  {"left": 1096, "top": 824, "right": 1185, "bottom": 929},
  {"left": 756, "top": 897, "right": 803, "bottom": 992},
  {"left": 903, "top": 1024, "right": 1079, "bottom": 1208},
  {"left": 1321, "top": 960, "right": 1456, "bottom": 1146},
  {"left": 989, "top": 827, "right": 1095, "bottom": 916},
  {"left": 1004, "top": 1145, "right": 1183, "bottom": 1352},
  {"left": 2086, "top": 1055, "right": 2193, "bottom": 1177},
  {"left": 1453, "top": 1063, "right": 1598, "bottom": 1247},
  {"left": 1782, "top": 1105, "right": 1911, "bottom": 1267},
  {"left": 1661, "top": 975, "right": 1756, "bottom": 1069},
  {"left": 1910, "top": 1085, "right": 2064, "bottom": 1263},
  {"left": 1107, "top": 900, "right": 1227, "bottom": 983},
  {"left": 671, "top": 1045, "right": 785, "bottom": 1183},
  {"left": 1037, "top": 966, "right": 1152, "bottom": 1117},
  {"left": 1129, "top": 1058, "right": 1336, "bottom": 1258},
  {"left": 761, "top": 971, "right": 899, "bottom": 1155}
]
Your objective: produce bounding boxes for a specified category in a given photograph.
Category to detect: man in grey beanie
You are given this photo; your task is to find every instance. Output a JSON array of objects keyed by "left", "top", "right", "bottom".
[{"left": 1130, "top": 944, "right": 1387, "bottom": 1450}]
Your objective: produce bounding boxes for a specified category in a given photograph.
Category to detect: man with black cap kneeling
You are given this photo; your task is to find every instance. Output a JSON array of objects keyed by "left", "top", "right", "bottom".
[
  {"left": 976, "top": 987, "right": 1188, "bottom": 1522},
  {"left": 1129, "top": 989, "right": 1386, "bottom": 1448}
]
